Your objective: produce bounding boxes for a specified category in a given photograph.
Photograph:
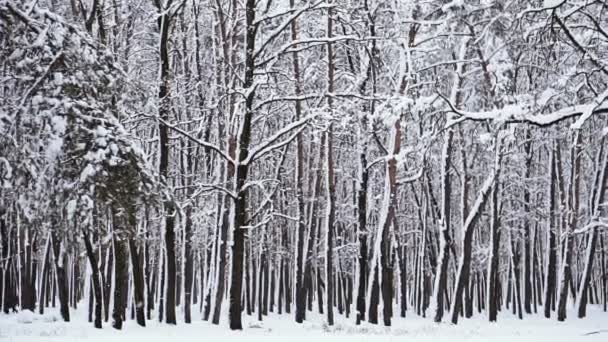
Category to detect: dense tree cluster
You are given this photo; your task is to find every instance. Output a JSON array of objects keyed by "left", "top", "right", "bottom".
[{"left": 0, "top": 0, "right": 607, "bottom": 331}]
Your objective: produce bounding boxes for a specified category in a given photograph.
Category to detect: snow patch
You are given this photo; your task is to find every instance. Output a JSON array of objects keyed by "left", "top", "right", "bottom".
[
  {"left": 51, "top": 115, "right": 67, "bottom": 135},
  {"left": 543, "top": 0, "right": 563, "bottom": 8},
  {"left": 46, "top": 136, "right": 64, "bottom": 160},
  {"left": 478, "top": 133, "right": 493, "bottom": 144},
  {"left": 16, "top": 310, "right": 36, "bottom": 324}
]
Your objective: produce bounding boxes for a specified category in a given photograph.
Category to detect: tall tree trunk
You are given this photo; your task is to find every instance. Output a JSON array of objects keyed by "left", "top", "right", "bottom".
[
  {"left": 600, "top": 235, "right": 606, "bottom": 312},
  {"left": 39, "top": 234, "right": 51, "bottom": 315},
  {"left": 183, "top": 204, "right": 194, "bottom": 323},
  {"left": 212, "top": 195, "right": 231, "bottom": 324},
  {"left": 557, "top": 131, "right": 582, "bottom": 321},
  {"left": 290, "top": 0, "right": 307, "bottom": 323},
  {"left": 129, "top": 238, "right": 146, "bottom": 326},
  {"left": 576, "top": 138, "right": 607, "bottom": 317},
  {"left": 368, "top": 118, "right": 401, "bottom": 326},
  {"left": 544, "top": 146, "right": 558, "bottom": 318},
  {"left": 355, "top": 143, "right": 369, "bottom": 324},
  {"left": 104, "top": 242, "right": 114, "bottom": 322},
  {"left": 83, "top": 231, "right": 102, "bottom": 328},
  {"left": 522, "top": 128, "right": 533, "bottom": 314},
  {"left": 487, "top": 144, "right": 502, "bottom": 322},
  {"left": 324, "top": 2, "right": 335, "bottom": 326},
  {"left": 432, "top": 122, "right": 453, "bottom": 323},
  {"left": 228, "top": 0, "right": 256, "bottom": 330},
  {"left": 510, "top": 229, "right": 523, "bottom": 320},
  {"left": 112, "top": 221, "right": 128, "bottom": 330},
  {"left": 156, "top": 0, "right": 177, "bottom": 325},
  {"left": 450, "top": 161, "right": 497, "bottom": 324},
  {"left": 51, "top": 225, "right": 70, "bottom": 322},
  {"left": 304, "top": 138, "right": 325, "bottom": 313},
  {"left": 211, "top": 136, "right": 239, "bottom": 323}
]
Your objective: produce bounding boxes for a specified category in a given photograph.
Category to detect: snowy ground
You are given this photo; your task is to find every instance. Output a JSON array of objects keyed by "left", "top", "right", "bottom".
[{"left": 1, "top": 305, "right": 607, "bottom": 342}]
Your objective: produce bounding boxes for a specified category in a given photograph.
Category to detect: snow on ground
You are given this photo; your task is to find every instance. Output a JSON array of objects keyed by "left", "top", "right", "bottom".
[{"left": 1, "top": 305, "right": 607, "bottom": 342}]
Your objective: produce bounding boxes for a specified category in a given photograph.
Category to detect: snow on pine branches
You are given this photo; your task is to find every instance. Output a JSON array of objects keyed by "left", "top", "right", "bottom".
[{"left": 0, "top": 1, "right": 156, "bottom": 229}]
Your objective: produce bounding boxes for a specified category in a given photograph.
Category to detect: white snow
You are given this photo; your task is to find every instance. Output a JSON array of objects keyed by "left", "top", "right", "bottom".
[
  {"left": 1, "top": 305, "right": 607, "bottom": 342},
  {"left": 95, "top": 125, "right": 109, "bottom": 138},
  {"left": 45, "top": 136, "right": 63, "bottom": 160},
  {"left": 66, "top": 199, "right": 77, "bottom": 220},
  {"left": 51, "top": 115, "right": 67, "bottom": 135},
  {"left": 14, "top": 310, "right": 35, "bottom": 324},
  {"left": 543, "top": 0, "right": 563, "bottom": 8},
  {"left": 478, "top": 133, "right": 492, "bottom": 145}
]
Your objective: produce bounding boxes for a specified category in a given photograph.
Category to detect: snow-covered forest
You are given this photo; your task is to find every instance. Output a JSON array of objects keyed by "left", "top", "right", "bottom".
[{"left": 0, "top": 0, "right": 607, "bottom": 337}]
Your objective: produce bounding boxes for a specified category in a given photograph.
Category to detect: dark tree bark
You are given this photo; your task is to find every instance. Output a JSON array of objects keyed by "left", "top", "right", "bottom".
[
  {"left": 212, "top": 195, "right": 231, "bottom": 324},
  {"left": 522, "top": 128, "right": 533, "bottom": 314},
  {"left": 104, "top": 242, "right": 113, "bottom": 322},
  {"left": 154, "top": 0, "right": 177, "bottom": 325},
  {"left": 304, "top": 137, "right": 325, "bottom": 313},
  {"left": 0, "top": 212, "right": 14, "bottom": 314},
  {"left": 510, "top": 235, "right": 523, "bottom": 320},
  {"left": 544, "top": 147, "right": 558, "bottom": 319},
  {"left": 450, "top": 168, "right": 495, "bottom": 324},
  {"left": 183, "top": 212, "right": 194, "bottom": 323},
  {"left": 400, "top": 245, "right": 407, "bottom": 318},
  {"left": 557, "top": 132, "right": 582, "bottom": 321},
  {"left": 83, "top": 231, "right": 102, "bottom": 328},
  {"left": 355, "top": 147, "right": 369, "bottom": 324},
  {"left": 433, "top": 127, "right": 453, "bottom": 323},
  {"left": 228, "top": 0, "right": 256, "bottom": 330},
  {"left": 158, "top": 252, "right": 165, "bottom": 322},
  {"left": 368, "top": 266, "right": 380, "bottom": 324},
  {"left": 145, "top": 232, "right": 156, "bottom": 320},
  {"left": 290, "top": 0, "right": 307, "bottom": 324},
  {"left": 600, "top": 235, "right": 607, "bottom": 312},
  {"left": 262, "top": 250, "right": 270, "bottom": 316},
  {"left": 324, "top": 126, "right": 335, "bottom": 327},
  {"left": 324, "top": 3, "right": 336, "bottom": 326},
  {"left": 576, "top": 139, "right": 607, "bottom": 317},
  {"left": 372, "top": 118, "right": 401, "bottom": 327},
  {"left": 129, "top": 238, "right": 146, "bottom": 326},
  {"left": 51, "top": 227, "right": 70, "bottom": 322},
  {"left": 39, "top": 234, "right": 51, "bottom": 315},
  {"left": 112, "top": 228, "right": 128, "bottom": 330},
  {"left": 487, "top": 162, "right": 502, "bottom": 322}
]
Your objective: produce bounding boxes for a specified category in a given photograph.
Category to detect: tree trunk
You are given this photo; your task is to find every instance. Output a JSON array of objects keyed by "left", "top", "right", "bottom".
[
  {"left": 324, "top": 3, "right": 335, "bottom": 326},
  {"left": 576, "top": 139, "right": 607, "bottom": 317},
  {"left": 228, "top": 0, "right": 256, "bottom": 330},
  {"left": 544, "top": 147, "right": 558, "bottom": 318},
  {"left": 432, "top": 125, "right": 453, "bottom": 323},
  {"left": 355, "top": 145, "right": 369, "bottom": 324},
  {"left": 156, "top": 0, "right": 177, "bottom": 325},
  {"left": 523, "top": 128, "right": 533, "bottom": 314},
  {"left": 51, "top": 228, "right": 70, "bottom": 322},
  {"left": 304, "top": 138, "right": 325, "bottom": 313},
  {"left": 129, "top": 238, "right": 146, "bottom": 326},
  {"left": 368, "top": 118, "right": 401, "bottom": 326},
  {"left": 487, "top": 148, "right": 502, "bottom": 322},
  {"left": 112, "top": 231, "right": 128, "bottom": 330},
  {"left": 557, "top": 132, "right": 582, "bottom": 321},
  {"left": 39, "top": 234, "right": 51, "bottom": 315},
  {"left": 183, "top": 204, "right": 194, "bottom": 323},
  {"left": 83, "top": 231, "right": 102, "bottom": 328},
  {"left": 450, "top": 163, "right": 496, "bottom": 324},
  {"left": 290, "top": 0, "right": 307, "bottom": 324}
]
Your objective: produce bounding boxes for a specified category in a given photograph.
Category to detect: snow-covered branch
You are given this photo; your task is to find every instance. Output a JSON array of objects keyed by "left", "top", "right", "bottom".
[
  {"left": 243, "top": 113, "right": 317, "bottom": 165},
  {"left": 157, "top": 117, "right": 235, "bottom": 165}
]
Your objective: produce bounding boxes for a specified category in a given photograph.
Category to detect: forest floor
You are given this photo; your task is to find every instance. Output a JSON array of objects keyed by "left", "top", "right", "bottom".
[{"left": 1, "top": 305, "right": 607, "bottom": 342}]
